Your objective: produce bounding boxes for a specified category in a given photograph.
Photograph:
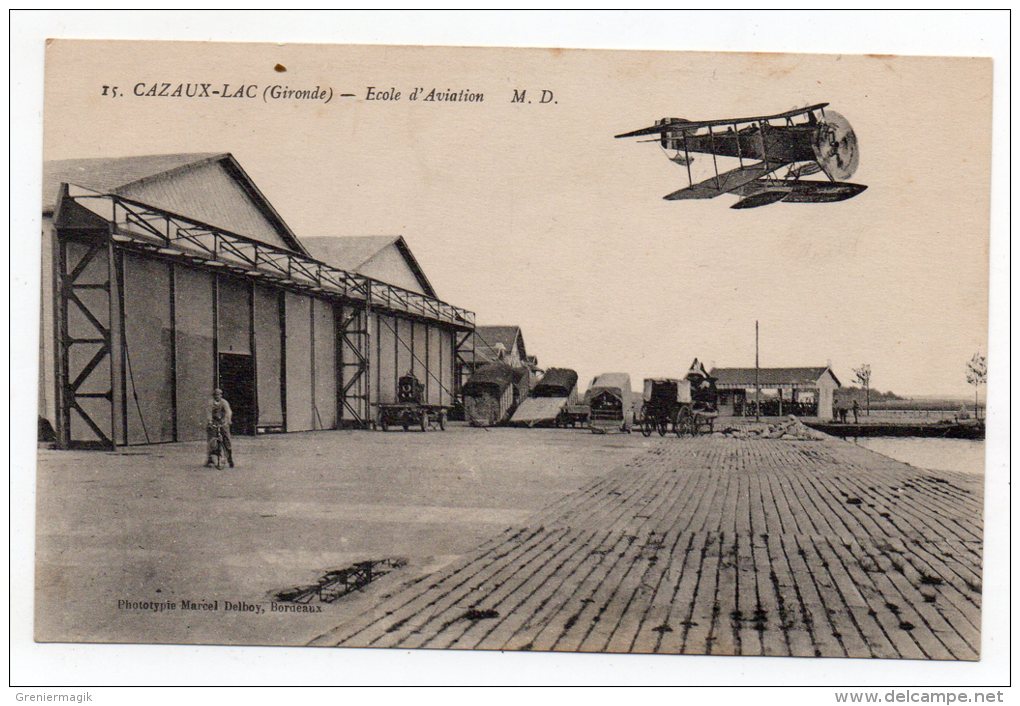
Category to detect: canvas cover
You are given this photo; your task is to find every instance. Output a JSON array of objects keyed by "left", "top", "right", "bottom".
[
  {"left": 462, "top": 363, "right": 515, "bottom": 396},
  {"left": 643, "top": 378, "right": 692, "bottom": 404},
  {"left": 587, "top": 373, "right": 633, "bottom": 409},
  {"left": 532, "top": 368, "right": 579, "bottom": 398},
  {"left": 587, "top": 373, "right": 633, "bottom": 430}
]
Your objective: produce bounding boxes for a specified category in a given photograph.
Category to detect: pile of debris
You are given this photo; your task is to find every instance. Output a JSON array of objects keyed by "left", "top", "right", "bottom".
[
  {"left": 713, "top": 415, "right": 827, "bottom": 441},
  {"left": 274, "top": 557, "right": 408, "bottom": 604}
]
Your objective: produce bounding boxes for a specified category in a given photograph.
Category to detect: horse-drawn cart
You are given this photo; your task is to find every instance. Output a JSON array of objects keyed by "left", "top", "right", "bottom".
[
  {"left": 638, "top": 377, "right": 718, "bottom": 437},
  {"left": 377, "top": 374, "right": 448, "bottom": 431}
]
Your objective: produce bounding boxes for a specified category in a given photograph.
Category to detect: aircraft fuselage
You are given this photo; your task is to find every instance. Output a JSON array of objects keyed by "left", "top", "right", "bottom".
[{"left": 662, "top": 124, "right": 818, "bottom": 165}]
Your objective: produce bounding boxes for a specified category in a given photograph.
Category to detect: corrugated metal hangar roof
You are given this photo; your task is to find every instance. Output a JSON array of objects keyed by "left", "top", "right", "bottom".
[
  {"left": 304, "top": 236, "right": 437, "bottom": 298},
  {"left": 43, "top": 152, "right": 307, "bottom": 254},
  {"left": 43, "top": 153, "right": 223, "bottom": 207}
]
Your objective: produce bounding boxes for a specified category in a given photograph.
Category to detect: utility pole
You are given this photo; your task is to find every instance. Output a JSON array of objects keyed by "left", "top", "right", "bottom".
[{"left": 755, "top": 320, "right": 760, "bottom": 422}]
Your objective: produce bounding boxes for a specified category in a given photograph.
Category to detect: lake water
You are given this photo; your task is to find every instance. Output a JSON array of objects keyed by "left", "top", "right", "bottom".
[{"left": 853, "top": 437, "right": 985, "bottom": 476}]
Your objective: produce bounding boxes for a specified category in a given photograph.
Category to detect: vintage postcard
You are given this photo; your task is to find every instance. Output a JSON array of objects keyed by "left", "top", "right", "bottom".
[{"left": 36, "top": 39, "right": 991, "bottom": 660}]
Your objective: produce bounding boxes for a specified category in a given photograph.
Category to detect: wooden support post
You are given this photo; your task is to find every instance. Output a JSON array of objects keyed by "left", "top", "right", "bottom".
[
  {"left": 708, "top": 126, "right": 721, "bottom": 189},
  {"left": 755, "top": 320, "right": 760, "bottom": 422}
]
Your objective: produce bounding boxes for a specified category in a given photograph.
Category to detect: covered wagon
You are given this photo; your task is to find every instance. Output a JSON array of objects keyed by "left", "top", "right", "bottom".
[{"left": 586, "top": 372, "right": 634, "bottom": 434}]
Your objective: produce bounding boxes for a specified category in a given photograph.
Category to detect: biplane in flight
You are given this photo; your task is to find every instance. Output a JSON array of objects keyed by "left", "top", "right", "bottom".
[{"left": 615, "top": 103, "right": 866, "bottom": 209}]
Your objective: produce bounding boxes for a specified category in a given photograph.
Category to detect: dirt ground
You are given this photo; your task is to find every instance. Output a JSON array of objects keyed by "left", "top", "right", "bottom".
[
  {"left": 34, "top": 424, "right": 652, "bottom": 646},
  {"left": 34, "top": 423, "right": 983, "bottom": 659}
]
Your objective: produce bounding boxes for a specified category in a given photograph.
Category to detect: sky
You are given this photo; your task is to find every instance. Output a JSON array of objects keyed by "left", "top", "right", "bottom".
[{"left": 42, "top": 40, "right": 992, "bottom": 397}]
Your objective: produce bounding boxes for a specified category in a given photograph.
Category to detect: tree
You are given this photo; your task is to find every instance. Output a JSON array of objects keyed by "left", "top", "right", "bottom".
[
  {"left": 966, "top": 353, "right": 987, "bottom": 419},
  {"left": 853, "top": 363, "right": 872, "bottom": 416}
]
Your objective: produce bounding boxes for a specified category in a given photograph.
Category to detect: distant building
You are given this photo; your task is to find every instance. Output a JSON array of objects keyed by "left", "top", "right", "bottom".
[
  {"left": 455, "top": 325, "right": 532, "bottom": 394},
  {"left": 710, "top": 366, "right": 841, "bottom": 418},
  {"left": 40, "top": 153, "right": 474, "bottom": 448}
]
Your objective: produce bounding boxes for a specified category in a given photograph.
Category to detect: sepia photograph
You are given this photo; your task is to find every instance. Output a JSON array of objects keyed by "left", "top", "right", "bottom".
[{"left": 11, "top": 10, "right": 1010, "bottom": 694}]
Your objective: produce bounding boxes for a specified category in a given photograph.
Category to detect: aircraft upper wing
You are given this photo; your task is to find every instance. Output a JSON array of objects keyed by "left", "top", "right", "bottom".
[
  {"left": 663, "top": 161, "right": 785, "bottom": 201},
  {"left": 615, "top": 103, "right": 829, "bottom": 139}
]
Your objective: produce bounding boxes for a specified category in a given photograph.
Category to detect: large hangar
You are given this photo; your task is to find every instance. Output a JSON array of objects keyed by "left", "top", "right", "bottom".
[{"left": 40, "top": 153, "right": 474, "bottom": 448}]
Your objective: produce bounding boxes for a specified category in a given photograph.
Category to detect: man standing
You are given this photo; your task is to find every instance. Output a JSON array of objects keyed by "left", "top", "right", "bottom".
[
  {"left": 852, "top": 399, "right": 861, "bottom": 424},
  {"left": 206, "top": 388, "right": 234, "bottom": 468}
]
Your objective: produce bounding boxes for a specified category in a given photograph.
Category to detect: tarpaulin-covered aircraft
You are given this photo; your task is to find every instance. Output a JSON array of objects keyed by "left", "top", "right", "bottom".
[{"left": 615, "top": 103, "right": 866, "bottom": 208}]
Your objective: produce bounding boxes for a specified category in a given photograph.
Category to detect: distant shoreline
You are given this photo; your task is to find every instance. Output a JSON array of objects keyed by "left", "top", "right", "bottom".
[{"left": 805, "top": 420, "right": 984, "bottom": 440}]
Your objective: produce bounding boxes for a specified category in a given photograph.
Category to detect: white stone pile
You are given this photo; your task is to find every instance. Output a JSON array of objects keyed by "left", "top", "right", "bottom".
[{"left": 713, "top": 415, "right": 827, "bottom": 441}]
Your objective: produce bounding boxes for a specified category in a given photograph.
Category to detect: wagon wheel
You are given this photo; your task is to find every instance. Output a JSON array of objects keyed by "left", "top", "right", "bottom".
[
  {"left": 657, "top": 414, "right": 669, "bottom": 437},
  {"left": 686, "top": 409, "right": 699, "bottom": 436},
  {"left": 689, "top": 414, "right": 714, "bottom": 436},
  {"left": 438, "top": 410, "right": 447, "bottom": 431},
  {"left": 693, "top": 412, "right": 712, "bottom": 436},
  {"left": 675, "top": 407, "right": 694, "bottom": 437},
  {"left": 420, "top": 409, "right": 429, "bottom": 432},
  {"left": 640, "top": 405, "right": 653, "bottom": 437}
]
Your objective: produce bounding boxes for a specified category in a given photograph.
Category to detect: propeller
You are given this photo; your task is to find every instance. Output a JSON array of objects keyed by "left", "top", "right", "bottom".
[{"left": 811, "top": 110, "right": 860, "bottom": 181}]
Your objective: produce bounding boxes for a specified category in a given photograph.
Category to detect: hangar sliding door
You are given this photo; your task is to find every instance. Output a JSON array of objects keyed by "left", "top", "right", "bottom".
[
  {"left": 395, "top": 318, "right": 413, "bottom": 383},
  {"left": 217, "top": 277, "right": 255, "bottom": 435},
  {"left": 427, "top": 326, "right": 442, "bottom": 406},
  {"left": 284, "top": 292, "right": 313, "bottom": 431},
  {"left": 174, "top": 265, "right": 215, "bottom": 442},
  {"left": 253, "top": 285, "right": 284, "bottom": 431},
  {"left": 412, "top": 321, "right": 428, "bottom": 400},
  {"left": 217, "top": 277, "right": 251, "bottom": 355},
  {"left": 311, "top": 298, "right": 336, "bottom": 430},
  {"left": 439, "top": 330, "right": 454, "bottom": 407},
  {"left": 376, "top": 313, "right": 396, "bottom": 404},
  {"left": 121, "top": 253, "right": 174, "bottom": 444}
]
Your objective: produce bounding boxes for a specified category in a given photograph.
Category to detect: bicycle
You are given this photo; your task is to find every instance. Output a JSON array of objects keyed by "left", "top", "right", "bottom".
[{"left": 207, "top": 422, "right": 227, "bottom": 470}]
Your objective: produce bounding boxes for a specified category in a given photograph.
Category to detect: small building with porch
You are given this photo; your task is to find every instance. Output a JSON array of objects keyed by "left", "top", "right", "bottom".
[
  {"left": 455, "top": 324, "right": 533, "bottom": 391},
  {"left": 709, "top": 366, "right": 841, "bottom": 419}
]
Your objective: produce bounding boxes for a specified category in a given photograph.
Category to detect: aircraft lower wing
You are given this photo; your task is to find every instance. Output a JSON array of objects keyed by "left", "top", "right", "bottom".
[{"left": 663, "top": 161, "right": 784, "bottom": 201}]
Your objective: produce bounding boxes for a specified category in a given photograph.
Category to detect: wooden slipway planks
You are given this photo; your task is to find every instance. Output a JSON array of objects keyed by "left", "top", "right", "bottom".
[{"left": 312, "top": 437, "right": 983, "bottom": 660}]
